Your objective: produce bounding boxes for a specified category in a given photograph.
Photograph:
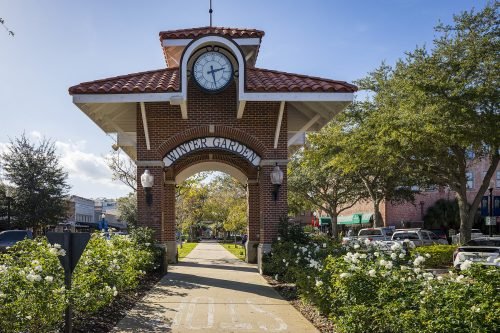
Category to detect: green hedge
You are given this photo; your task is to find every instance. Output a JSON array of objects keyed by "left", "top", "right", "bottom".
[{"left": 411, "top": 244, "right": 457, "bottom": 268}]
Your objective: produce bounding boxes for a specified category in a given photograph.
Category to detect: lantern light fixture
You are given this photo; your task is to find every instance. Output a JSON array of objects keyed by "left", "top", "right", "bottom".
[
  {"left": 141, "top": 169, "right": 154, "bottom": 206},
  {"left": 270, "top": 163, "right": 283, "bottom": 201}
]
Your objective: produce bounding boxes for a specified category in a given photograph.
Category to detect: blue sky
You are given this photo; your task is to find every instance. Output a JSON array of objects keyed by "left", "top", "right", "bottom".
[{"left": 0, "top": 0, "right": 489, "bottom": 198}]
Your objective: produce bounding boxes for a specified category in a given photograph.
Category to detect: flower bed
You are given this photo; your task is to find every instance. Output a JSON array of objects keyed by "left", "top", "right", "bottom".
[
  {"left": 0, "top": 227, "right": 161, "bottom": 333},
  {"left": 263, "top": 224, "right": 500, "bottom": 333}
]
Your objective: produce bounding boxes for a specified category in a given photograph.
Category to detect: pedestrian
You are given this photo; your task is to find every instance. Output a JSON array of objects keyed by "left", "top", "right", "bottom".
[{"left": 241, "top": 234, "right": 248, "bottom": 246}]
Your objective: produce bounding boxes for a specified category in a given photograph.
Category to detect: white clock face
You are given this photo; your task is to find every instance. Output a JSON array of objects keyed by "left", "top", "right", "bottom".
[{"left": 192, "top": 51, "right": 233, "bottom": 92}]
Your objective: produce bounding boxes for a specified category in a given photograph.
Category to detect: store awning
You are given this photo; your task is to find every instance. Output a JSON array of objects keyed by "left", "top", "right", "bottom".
[
  {"left": 337, "top": 213, "right": 373, "bottom": 225},
  {"left": 319, "top": 217, "right": 331, "bottom": 226}
]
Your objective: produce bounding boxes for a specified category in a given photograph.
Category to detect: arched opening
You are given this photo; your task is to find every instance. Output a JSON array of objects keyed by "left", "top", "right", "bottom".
[
  {"left": 164, "top": 152, "right": 261, "bottom": 264},
  {"left": 175, "top": 171, "right": 248, "bottom": 257}
]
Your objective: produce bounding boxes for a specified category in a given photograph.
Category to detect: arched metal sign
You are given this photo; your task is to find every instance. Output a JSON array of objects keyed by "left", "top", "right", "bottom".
[{"left": 163, "top": 137, "right": 261, "bottom": 167}]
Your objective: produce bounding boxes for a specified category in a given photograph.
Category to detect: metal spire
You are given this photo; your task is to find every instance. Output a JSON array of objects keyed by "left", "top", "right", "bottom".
[{"left": 209, "top": 0, "right": 213, "bottom": 27}]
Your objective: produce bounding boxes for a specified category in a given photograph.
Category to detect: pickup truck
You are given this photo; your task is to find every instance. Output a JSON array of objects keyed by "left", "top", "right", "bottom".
[
  {"left": 342, "top": 227, "right": 395, "bottom": 244},
  {"left": 388, "top": 229, "right": 448, "bottom": 247}
]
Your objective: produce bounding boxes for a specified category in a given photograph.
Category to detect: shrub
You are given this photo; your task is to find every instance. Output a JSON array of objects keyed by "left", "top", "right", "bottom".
[
  {"left": 266, "top": 234, "right": 500, "bottom": 333},
  {"left": 0, "top": 227, "right": 160, "bottom": 332},
  {"left": 72, "top": 229, "right": 158, "bottom": 313},
  {"left": 0, "top": 239, "right": 66, "bottom": 333},
  {"left": 410, "top": 244, "right": 457, "bottom": 268}
]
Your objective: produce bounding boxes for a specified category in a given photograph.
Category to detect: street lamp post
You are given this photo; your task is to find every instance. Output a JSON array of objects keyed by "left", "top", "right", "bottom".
[{"left": 488, "top": 187, "right": 493, "bottom": 237}]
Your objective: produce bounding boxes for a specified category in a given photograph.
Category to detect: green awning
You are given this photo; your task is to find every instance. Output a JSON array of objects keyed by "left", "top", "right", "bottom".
[
  {"left": 319, "top": 217, "right": 331, "bottom": 226},
  {"left": 337, "top": 213, "right": 373, "bottom": 225}
]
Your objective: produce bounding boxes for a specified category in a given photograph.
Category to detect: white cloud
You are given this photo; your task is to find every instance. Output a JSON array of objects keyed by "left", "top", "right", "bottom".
[{"left": 1, "top": 137, "right": 131, "bottom": 198}]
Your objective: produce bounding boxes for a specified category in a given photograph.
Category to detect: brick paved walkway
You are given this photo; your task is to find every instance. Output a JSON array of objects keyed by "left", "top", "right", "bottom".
[{"left": 112, "top": 240, "right": 318, "bottom": 333}]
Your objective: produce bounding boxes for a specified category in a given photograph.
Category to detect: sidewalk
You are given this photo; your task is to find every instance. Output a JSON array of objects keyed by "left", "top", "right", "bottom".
[{"left": 112, "top": 240, "right": 318, "bottom": 333}]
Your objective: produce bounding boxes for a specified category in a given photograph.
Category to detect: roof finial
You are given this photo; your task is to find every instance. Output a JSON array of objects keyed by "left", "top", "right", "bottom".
[{"left": 209, "top": 0, "right": 213, "bottom": 27}]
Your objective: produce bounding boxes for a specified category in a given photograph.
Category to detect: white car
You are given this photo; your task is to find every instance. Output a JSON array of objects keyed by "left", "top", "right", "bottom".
[
  {"left": 453, "top": 237, "right": 500, "bottom": 269},
  {"left": 391, "top": 229, "right": 448, "bottom": 247}
]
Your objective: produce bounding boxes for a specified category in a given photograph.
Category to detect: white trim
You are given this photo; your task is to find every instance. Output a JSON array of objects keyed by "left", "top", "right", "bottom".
[
  {"left": 234, "top": 38, "right": 261, "bottom": 46},
  {"left": 73, "top": 93, "right": 176, "bottom": 104},
  {"left": 237, "top": 100, "right": 246, "bottom": 119},
  {"left": 274, "top": 101, "right": 285, "bottom": 149},
  {"left": 136, "top": 160, "right": 165, "bottom": 167},
  {"left": 140, "top": 102, "right": 151, "bottom": 150},
  {"left": 175, "top": 161, "right": 248, "bottom": 185},
  {"left": 288, "top": 114, "right": 321, "bottom": 146},
  {"left": 181, "top": 36, "right": 246, "bottom": 103},
  {"left": 260, "top": 159, "right": 288, "bottom": 166},
  {"left": 162, "top": 39, "right": 192, "bottom": 47},
  {"left": 73, "top": 91, "right": 353, "bottom": 104},
  {"left": 241, "top": 92, "right": 354, "bottom": 102}
]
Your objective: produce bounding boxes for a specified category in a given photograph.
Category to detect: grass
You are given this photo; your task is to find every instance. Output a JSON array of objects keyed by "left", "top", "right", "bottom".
[
  {"left": 177, "top": 242, "right": 198, "bottom": 261},
  {"left": 220, "top": 242, "right": 246, "bottom": 261}
]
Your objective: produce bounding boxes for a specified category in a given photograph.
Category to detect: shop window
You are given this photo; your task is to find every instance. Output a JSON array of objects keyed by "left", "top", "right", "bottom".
[{"left": 466, "top": 172, "right": 474, "bottom": 190}]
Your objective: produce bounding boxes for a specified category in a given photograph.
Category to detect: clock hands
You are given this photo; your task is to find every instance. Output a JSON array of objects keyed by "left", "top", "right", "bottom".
[{"left": 207, "top": 66, "right": 227, "bottom": 87}]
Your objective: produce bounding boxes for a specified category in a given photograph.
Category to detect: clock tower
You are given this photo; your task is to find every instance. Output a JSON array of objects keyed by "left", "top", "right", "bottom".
[{"left": 69, "top": 26, "right": 357, "bottom": 271}]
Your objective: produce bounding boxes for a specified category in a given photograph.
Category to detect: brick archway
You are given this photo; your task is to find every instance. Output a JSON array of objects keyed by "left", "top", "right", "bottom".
[
  {"left": 70, "top": 26, "right": 356, "bottom": 271},
  {"left": 163, "top": 150, "right": 261, "bottom": 263}
]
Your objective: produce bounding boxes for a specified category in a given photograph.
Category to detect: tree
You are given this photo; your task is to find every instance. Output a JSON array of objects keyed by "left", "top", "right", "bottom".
[
  {"left": 1, "top": 134, "right": 70, "bottom": 230},
  {"left": 423, "top": 199, "right": 461, "bottom": 231},
  {"left": 320, "top": 68, "right": 421, "bottom": 227},
  {"left": 105, "top": 150, "right": 136, "bottom": 192},
  {"left": 386, "top": 2, "right": 500, "bottom": 243},
  {"left": 288, "top": 146, "right": 365, "bottom": 240},
  {"left": 224, "top": 199, "right": 247, "bottom": 241},
  {"left": 117, "top": 193, "right": 137, "bottom": 227}
]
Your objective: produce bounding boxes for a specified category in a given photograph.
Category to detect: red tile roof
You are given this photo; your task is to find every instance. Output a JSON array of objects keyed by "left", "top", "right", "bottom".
[
  {"left": 247, "top": 68, "right": 357, "bottom": 93},
  {"left": 69, "top": 68, "right": 357, "bottom": 95},
  {"left": 159, "top": 26, "right": 265, "bottom": 40},
  {"left": 68, "top": 68, "right": 180, "bottom": 94}
]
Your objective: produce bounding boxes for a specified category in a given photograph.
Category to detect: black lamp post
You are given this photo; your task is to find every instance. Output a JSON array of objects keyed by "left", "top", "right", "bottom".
[
  {"left": 5, "top": 187, "right": 13, "bottom": 226},
  {"left": 270, "top": 163, "right": 283, "bottom": 201},
  {"left": 488, "top": 187, "right": 493, "bottom": 237},
  {"left": 141, "top": 169, "right": 154, "bottom": 206}
]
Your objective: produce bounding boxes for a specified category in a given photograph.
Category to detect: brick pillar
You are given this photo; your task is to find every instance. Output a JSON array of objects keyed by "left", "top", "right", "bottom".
[
  {"left": 258, "top": 163, "right": 287, "bottom": 273},
  {"left": 163, "top": 181, "right": 177, "bottom": 263},
  {"left": 137, "top": 166, "right": 164, "bottom": 240},
  {"left": 246, "top": 180, "right": 260, "bottom": 263}
]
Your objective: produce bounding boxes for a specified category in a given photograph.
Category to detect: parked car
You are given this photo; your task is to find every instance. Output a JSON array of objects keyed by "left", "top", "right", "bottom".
[
  {"left": 390, "top": 229, "right": 448, "bottom": 247},
  {"left": 428, "top": 229, "right": 450, "bottom": 244},
  {"left": 452, "top": 229, "right": 486, "bottom": 244},
  {"left": 0, "top": 230, "right": 33, "bottom": 252},
  {"left": 453, "top": 237, "right": 500, "bottom": 269},
  {"left": 342, "top": 227, "right": 395, "bottom": 244}
]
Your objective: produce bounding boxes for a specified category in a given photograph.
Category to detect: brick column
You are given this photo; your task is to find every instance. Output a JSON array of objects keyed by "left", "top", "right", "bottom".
[
  {"left": 246, "top": 180, "right": 260, "bottom": 263},
  {"left": 137, "top": 166, "right": 164, "bottom": 240},
  {"left": 258, "top": 163, "right": 287, "bottom": 272},
  {"left": 163, "top": 181, "right": 177, "bottom": 263}
]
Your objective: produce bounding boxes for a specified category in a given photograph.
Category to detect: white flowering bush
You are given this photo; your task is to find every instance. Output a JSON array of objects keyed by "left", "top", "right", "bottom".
[
  {"left": 0, "top": 239, "right": 66, "bottom": 333},
  {"left": 262, "top": 219, "right": 342, "bottom": 283},
  {"left": 271, "top": 236, "right": 499, "bottom": 333},
  {"left": 0, "top": 227, "right": 160, "bottom": 332},
  {"left": 72, "top": 228, "right": 158, "bottom": 313}
]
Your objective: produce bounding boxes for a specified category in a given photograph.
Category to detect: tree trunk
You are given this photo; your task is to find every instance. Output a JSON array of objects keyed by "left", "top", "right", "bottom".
[
  {"left": 373, "top": 200, "right": 384, "bottom": 227},
  {"left": 457, "top": 193, "right": 474, "bottom": 244},
  {"left": 330, "top": 214, "right": 339, "bottom": 241}
]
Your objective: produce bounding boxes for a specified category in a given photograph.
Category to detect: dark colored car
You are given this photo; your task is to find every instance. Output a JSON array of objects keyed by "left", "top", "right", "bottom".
[
  {"left": 428, "top": 229, "right": 450, "bottom": 244},
  {"left": 0, "top": 230, "right": 33, "bottom": 252}
]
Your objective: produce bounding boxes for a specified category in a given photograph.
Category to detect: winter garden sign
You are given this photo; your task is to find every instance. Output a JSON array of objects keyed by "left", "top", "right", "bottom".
[{"left": 163, "top": 137, "right": 261, "bottom": 167}]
